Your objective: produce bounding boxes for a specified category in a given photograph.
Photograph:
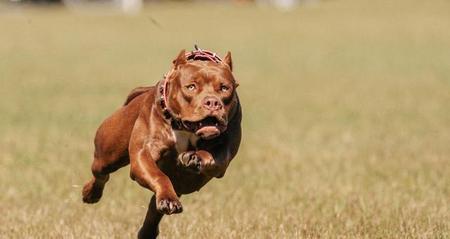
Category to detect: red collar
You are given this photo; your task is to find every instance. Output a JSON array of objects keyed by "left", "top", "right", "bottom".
[
  {"left": 158, "top": 69, "right": 183, "bottom": 130},
  {"left": 186, "top": 45, "right": 223, "bottom": 63}
]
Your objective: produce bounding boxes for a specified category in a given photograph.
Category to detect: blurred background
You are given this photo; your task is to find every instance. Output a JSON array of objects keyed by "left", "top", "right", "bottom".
[
  {"left": 0, "top": 0, "right": 449, "bottom": 238},
  {"left": 4, "top": 0, "right": 314, "bottom": 13}
]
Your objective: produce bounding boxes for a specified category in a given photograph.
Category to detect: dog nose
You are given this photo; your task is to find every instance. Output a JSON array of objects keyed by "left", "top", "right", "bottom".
[{"left": 202, "top": 96, "right": 223, "bottom": 111}]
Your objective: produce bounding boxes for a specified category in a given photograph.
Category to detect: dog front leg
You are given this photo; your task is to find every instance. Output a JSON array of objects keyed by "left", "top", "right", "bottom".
[
  {"left": 178, "top": 150, "right": 229, "bottom": 178},
  {"left": 130, "top": 146, "right": 182, "bottom": 215},
  {"left": 138, "top": 195, "right": 163, "bottom": 239},
  {"left": 178, "top": 121, "right": 241, "bottom": 178}
]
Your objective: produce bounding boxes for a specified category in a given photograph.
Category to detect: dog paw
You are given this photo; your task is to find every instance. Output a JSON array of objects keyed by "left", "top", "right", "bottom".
[
  {"left": 178, "top": 151, "right": 201, "bottom": 173},
  {"left": 156, "top": 195, "right": 183, "bottom": 215},
  {"left": 82, "top": 179, "right": 104, "bottom": 204}
]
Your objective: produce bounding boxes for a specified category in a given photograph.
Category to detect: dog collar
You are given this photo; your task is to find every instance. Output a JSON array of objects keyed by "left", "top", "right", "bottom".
[
  {"left": 186, "top": 45, "right": 223, "bottom": 63},
  {"left": 158, "top": 69, "right": 184, "bottom": 130}
]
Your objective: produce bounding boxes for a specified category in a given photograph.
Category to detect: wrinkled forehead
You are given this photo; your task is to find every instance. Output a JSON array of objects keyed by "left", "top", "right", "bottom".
[{"left": 177, "top": 61, "right": 234, "bottom": 84}]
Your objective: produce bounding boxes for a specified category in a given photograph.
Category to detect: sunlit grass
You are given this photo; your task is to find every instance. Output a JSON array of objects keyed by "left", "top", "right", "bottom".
[{"left": 1, "top": 0, "right": 449, "bottom": 238}]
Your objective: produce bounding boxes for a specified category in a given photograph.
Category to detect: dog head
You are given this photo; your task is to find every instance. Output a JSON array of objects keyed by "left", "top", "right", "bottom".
[{"left": 164, "top": 49, "right": 239, "bottom": 140}]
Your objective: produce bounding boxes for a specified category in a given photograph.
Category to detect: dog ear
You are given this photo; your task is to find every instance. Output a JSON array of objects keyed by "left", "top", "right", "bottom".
[
  {"left": 223, "top": 51, "right": 233, "bottom": 71},
  {"left": 173, "top": 49, "right": 187, "bottom": 68}
]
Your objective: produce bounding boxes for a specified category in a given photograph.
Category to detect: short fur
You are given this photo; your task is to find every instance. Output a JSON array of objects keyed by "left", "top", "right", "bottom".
[{"left": 82, "top": 49, "right": 242, "bottom": 239}]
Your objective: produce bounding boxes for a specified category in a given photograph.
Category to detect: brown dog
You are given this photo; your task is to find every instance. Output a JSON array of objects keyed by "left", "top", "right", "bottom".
[{"left": 82, "top": 47, "right": 242, "bottom": 238}]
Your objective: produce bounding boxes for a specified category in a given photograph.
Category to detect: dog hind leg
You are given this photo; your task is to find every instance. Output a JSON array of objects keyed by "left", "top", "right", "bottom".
[{"left": 82, "top": 155, "right": 129, "bottom": 203}]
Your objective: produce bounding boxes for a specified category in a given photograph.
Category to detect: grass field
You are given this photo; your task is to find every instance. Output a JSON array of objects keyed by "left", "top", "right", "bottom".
[{"left": 1, "top": 0, "right": 449, "bottom": 238}]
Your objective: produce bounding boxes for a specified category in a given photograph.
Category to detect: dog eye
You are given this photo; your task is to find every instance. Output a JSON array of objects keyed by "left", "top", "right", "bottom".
[
  {"left": 186, "top": 84, "right": 196, "bottom": 91},
  {"left": 220, "top": 85, "right": 230, "bottom": 92}
]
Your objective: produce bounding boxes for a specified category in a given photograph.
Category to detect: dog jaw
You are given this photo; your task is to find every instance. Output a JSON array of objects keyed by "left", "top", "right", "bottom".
[{"left": 195, "top": 126, "right": 221, "bottom": 140}]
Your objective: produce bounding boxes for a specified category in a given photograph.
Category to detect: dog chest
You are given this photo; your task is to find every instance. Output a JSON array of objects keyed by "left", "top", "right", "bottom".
[{"left": 172, "top": 130, "right": 199, "bottom": 153}]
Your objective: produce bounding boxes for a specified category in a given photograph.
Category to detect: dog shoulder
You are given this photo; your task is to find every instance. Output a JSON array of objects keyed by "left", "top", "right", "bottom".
[{"left": 124, "top": 86, "right": 154, "bottom": 106}]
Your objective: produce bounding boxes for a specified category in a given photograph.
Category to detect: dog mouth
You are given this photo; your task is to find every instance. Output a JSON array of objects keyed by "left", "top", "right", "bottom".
[{"left": 182, "top": 116, "right": 226, "bottom": 140}]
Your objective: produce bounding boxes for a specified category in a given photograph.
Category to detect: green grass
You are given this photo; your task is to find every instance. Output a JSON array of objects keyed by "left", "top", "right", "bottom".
[{"left": 1, "top": 0, "right": 449, "bottom": 238}]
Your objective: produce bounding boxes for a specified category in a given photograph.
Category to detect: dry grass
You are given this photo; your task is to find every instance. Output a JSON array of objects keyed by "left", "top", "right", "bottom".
[{"left": 1, "top": 0, "right": 449, "bottom": 238}]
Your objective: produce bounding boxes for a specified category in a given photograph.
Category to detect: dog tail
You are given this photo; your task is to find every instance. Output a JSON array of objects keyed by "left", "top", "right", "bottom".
[{"left": 124, "top": 86, "right": 152, "bottom": 106}]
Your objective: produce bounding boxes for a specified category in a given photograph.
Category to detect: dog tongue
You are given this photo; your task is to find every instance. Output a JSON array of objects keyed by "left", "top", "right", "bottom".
[{"left": 196, "top": 126, "right": 220, "bottom": 140}]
